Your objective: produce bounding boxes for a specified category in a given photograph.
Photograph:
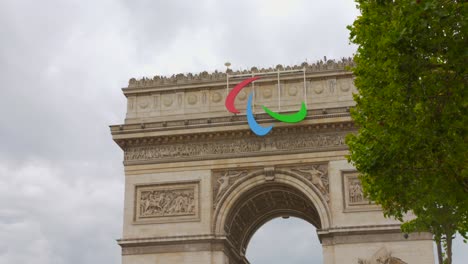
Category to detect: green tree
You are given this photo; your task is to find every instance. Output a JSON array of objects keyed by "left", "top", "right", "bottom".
[{"left": 346, "top": 1, "right": 467, "bottom": 263}]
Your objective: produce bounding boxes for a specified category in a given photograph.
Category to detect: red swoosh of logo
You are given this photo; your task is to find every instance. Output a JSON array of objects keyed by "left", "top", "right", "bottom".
[{"left": 225, "top": 76, "right": 261, "bottom": 114}]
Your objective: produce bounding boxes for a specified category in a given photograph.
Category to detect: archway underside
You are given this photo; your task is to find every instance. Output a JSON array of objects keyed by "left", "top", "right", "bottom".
[{"left": 224, "top": 183, "right": 322, "bottom": 255}]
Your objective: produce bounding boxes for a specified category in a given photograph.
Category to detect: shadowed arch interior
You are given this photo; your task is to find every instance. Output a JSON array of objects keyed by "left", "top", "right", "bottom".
[{"left": 224, "top": 183, "right": 322, "bottom": 255}]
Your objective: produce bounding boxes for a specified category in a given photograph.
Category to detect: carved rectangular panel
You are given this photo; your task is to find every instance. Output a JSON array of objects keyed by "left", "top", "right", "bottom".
[
  {"left": 342, "top": 171, "right": 380, "bottom": 212},
  {"left": 134, "top": 181, "right": 200, "bottom": 224}
]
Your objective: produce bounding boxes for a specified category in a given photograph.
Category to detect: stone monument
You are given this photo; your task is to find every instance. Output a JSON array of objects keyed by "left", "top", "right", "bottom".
[{"left": 110, "top": 58, "right": 435, "bottom": 263}]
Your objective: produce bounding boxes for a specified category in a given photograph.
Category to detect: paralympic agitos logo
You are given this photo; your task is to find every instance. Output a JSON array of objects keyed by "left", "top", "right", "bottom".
[{"left": 225, "top": 77, "right": 307, "bottom": 136}]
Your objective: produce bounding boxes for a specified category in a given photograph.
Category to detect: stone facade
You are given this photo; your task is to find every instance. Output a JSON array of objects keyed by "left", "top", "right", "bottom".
[{"left": 110, "top": 60, "right": 435, "bottom": 264}]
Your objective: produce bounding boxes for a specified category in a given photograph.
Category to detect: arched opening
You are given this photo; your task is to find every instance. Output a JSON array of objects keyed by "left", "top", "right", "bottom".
[
  {"left": 221, "top": 181, "right": 324, "bottom": 259},
  {"left": 246, "top": 217, "right": 323, "bottom": 263}
]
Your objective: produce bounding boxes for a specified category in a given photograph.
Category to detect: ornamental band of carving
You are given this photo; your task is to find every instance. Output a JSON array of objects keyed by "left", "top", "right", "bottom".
[
  {"left": 135, "top": 182, "right": 199, "bottom": 223},
  {"left": 124, "top": 132, "right": 348, "bottom": 164}
]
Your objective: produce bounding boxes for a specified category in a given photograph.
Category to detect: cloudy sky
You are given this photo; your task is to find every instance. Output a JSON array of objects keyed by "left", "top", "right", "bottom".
[{"left": 0, "top": 0, "right": 466, "bottom": 263}]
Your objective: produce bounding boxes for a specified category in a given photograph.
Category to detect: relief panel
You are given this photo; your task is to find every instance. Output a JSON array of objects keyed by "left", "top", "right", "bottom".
[
  {"left": 136, "top": 95, "right": 152, "bottom": 113},
  {"left": 208, "top": 88, "right": 228, "bottom": 113},
  {"left": 307, "top": 77, "right": 355, "bottom": 107},
  {"left": 342, "top": 171, "right": 380, "bottom": 212},
  {"left": 254, "top": 83, "right": 278, "bottom": 112},
  {"left": 134, "top": 181, "right": 200, "bottom": 224},
  {"left": 232, "top": 86, "right": 250, "bottom": 113},
  {"left": 279, "top": 80, "right": 305, "bottom": 112},
  {"left": 161, "top": 93, "right": 176, "bottom": 110}
]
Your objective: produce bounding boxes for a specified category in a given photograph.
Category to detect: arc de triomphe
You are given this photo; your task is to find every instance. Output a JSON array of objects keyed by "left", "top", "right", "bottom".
[{"left": 110, "top": 59, "right": 435, "bottom": 264}]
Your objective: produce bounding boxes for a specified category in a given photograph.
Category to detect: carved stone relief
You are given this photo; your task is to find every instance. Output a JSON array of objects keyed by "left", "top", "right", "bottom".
[
  {"left": 342, "top": 171, "right": 379, "bottom": 212},
  {"left": 211, "top": 91, "right": 222, "bottom": 103},
  {"left": 288, "top": 85, "right": 298, "bottom": 96},
  {"left": 313, "top": 80, "right": 325, "bottom": 94},
  {"left": 238, "top": 90, "right": 247, "bottom": 101},
  {"left": 137, "top": 96, "right": 151, "bottom": 111},
  {"left": 212, "top": 169, "right": 251, "bottom": 206},
  {"left": 358, "top": 247, "right": 407, "bottom": 264},
  {"left": 186, "top": 93, "right": 198, "bottom": 105},
  {"left": 291, "top": 164, "right": 329, "bottom": 201},
  {"left": 262, "top": 86, "right": 273, "bottom": 99},
  {"left": 135, "top": 182, "right": 199, "bottom": 223},
  {"left": 338, "top": 78, "right": 352, "bottom": 92},
  {"left": 274, "top": 133, "right": 345, "bottom": 151},
  {"left": 124, "top": 76, "right": 355, "bottom": 120},
  {"left": 212, "top": 164, "right": 330, "bottom": 209},
  {"left": 307, "top": 77, "right": 355, "bottom": 102},
  {"left": 124, "top": 131, "right": 348, "bottom": 164},
  {"left": 162, "top": 94, "right": 174, "bottom": 108},
  {"left": 349, "top": 177, "right": 365, "bottom": 204},
  {"left": 328, "top": 78, "right": 337, "bottom": 94}
]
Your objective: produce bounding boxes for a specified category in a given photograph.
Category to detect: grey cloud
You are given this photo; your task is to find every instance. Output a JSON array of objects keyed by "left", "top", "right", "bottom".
[{"left": 0, "top": 0, "right": 466, "bottom": 264}]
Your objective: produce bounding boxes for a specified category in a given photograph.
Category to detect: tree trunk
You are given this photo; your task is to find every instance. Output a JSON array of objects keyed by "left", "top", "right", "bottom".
[
  {"left": 446, "top": 234, "right": 452, "bottom": 264},
  {"left": 436, "top": 239, "right": 443, "bottom": 264}
]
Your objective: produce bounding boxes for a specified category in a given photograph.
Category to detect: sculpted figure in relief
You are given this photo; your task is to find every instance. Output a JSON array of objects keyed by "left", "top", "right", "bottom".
[
  {"left": 295, "top": 167, "right": 327, "bottom": 194},
  {"left": 215, "top": 171, "right": 248, "bottom": 203},
  {"left": 139, "top": 189, "right": 195, "bottom": 217},
  {"left": 358, "top": 247, "right": 407, "bottom": 264},
  {"left": 349, "top": 179, "right": 365, "bottom": 203},
  {"left": 292, "top": 165, "right": 329, "bottom": 201}
]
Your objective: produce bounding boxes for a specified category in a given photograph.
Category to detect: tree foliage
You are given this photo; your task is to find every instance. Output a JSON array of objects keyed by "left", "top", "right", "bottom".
[{"left": 346, "top": 1, "right": 467, "bottom": 263}]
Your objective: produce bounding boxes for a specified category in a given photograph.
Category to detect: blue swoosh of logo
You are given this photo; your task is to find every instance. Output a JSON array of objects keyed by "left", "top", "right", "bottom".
[{"left": 246, "top": 92, "right": 273, "bottom": 136}]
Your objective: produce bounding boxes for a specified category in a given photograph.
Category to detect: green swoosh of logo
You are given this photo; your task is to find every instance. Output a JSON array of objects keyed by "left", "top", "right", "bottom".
[{"left": 262, "top": 102, "right": 307, "bottom": 123}]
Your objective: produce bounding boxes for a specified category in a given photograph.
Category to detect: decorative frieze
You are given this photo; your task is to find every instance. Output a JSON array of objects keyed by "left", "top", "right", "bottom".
[
  {"left": 124, "top": 77, "right": 356, "bottom": 121},
  {"left": 125, "top": 138, "right": 262, "bottom": 162},
  {"left": 135, "top": 182, "right": 199, "bottom": 224},
  {"left": 123, "top": 130, "right": 349, "bottom": 165}
]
